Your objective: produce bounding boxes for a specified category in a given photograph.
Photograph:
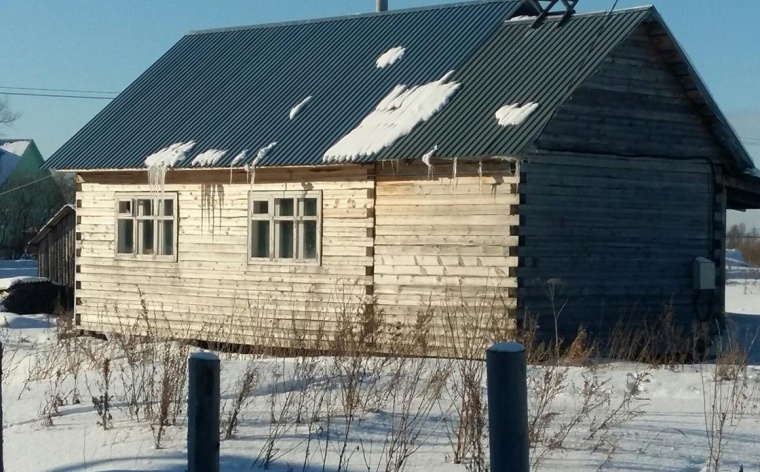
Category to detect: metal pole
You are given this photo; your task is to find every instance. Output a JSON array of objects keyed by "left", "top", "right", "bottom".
[
  {"left": 376, "top": 0, "right": 388, "bottom": 12},
  {"left": 486, "top": 342, "right": 529, "bottom": 472},
  {"left": 188, "top": 352, "right": 220, "bottom": 472},
  {"left": 0, "top": 341, "right": 4, "bottom": 472}
]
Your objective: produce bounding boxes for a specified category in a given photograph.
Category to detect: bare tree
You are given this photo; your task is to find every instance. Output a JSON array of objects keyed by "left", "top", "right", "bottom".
[
  {"left": 0, "top": 96, "right": 19, "bottom": 130},
  {"left": 51, "top": 171, "right": 76, "bottom": 204}
]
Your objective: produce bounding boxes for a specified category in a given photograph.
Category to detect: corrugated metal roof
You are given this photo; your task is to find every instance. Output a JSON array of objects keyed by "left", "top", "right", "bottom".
[
  {"left": 45, "top": 0, "right": 529, "bottom": 170},
  {"left": 46, "top": 3, "right": 750, "bottom": 173},
  {"left": 376, "top": 7, "right": 653, "bottom": 161}
]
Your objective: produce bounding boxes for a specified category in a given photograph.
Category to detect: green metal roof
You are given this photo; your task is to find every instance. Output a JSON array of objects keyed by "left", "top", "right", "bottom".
[{"left": 43, "top": 2, "right": 754, "bottom": 172}]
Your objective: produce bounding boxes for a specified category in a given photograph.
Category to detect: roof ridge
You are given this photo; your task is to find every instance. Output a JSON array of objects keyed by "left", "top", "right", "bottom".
[
  {"left": 187, "top": 0, "right": 522, "bottom": 36},
  {"left": 503, "top": 4, "right": 653, "bottom": 24}
]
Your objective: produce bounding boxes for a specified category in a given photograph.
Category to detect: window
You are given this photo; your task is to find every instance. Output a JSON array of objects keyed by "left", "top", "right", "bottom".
[
  {"left": 249, "top": 191, "right": 321, "bottom": 263},
  {"left": 116, "top": 195, "right": 177, "bottom": 259}
]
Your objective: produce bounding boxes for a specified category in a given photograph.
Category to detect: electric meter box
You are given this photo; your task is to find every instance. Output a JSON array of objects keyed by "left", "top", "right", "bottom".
[{"left": 692, "top": 257, "right": 715, "bottom": 290}]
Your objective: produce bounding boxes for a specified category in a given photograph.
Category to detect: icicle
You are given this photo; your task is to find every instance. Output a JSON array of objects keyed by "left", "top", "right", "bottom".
[
  {"left": 245, "top": 164, "right": 252, "bottom": 189},
  {"left": 230, "top": 150, "right": 247, "bottom": 185},
  {"left": 248, "top": 142, "right": 277, "bottom": 189},
  {"left": 422, "top": 145, "right": 437, "bottom": 180},
  {"left": 452, "top": 156, "right": 458, "bottom": 188},
  {"left": 144, "top": 141, "right": 195, "bottom": 194},
  {"left": 478, "top": 159, "right": 483, "bottom": 193}
]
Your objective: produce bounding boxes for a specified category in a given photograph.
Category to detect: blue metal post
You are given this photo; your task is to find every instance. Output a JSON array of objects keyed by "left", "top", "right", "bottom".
[
  {"left": 188, "top": 352, "right": 220, "bottom": 472},
  {"left": 486, "top": 342, "right": 529, "bottom": 472}
]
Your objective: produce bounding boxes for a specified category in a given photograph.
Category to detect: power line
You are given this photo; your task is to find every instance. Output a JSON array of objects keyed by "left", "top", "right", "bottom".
[
  {"left": 0, "top": 174, "right": 54, "bottom": 197},
  {"left": 0, "top": 85, "right": 117, "bottom": 95},
  {"left": 0, "top": 91, "right": 114, "bottom": 100}
]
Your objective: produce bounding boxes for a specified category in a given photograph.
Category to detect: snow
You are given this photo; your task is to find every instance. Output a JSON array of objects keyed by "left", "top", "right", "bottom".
[
  {"left": 288, "top": 96, "right": 312, "bottom": 120},
  {"left": 0, "top": 276, "right": 48, "bottom": 292},
  {"left": 495, "top": 102, "right": 539, "bottom": 126},
  {"left": 0, "top": 263, "right": 758, "bottom": 470},
  {"left": 376, "top": 46, "right": 406, "bottom": 69},
  {"left": 0, "top": 260, "right": 40, "bottom": 293},
  {"left": 422, "top": 145, "right": 437, "bottom": 178},
  {"left": 508, "top": 15, "right": 537, "bottom": 21},
  {"left": 0, "top": 259, "right": 37, "bottom": 278},
  {"left": 144, "top": 141, "right": 196, "bottom": 192},
  {"left": 230, "top": 150, "right": 247, "bottom": 166},
  {"left": 245, "top": 142, "right": 277, "bottom": 186},
  {"left": 191, "top": 351, "right": 220, "bottom": 361},
  {"left": 324, "top": 71, "right": 461, "bottom": 162},
  {"left": 1, "top": 312, "right": 54, "bottom": 329},
  {"left": 252, "top": 142, "right": 277, "bottom": 168},
  {"left": 0, "top": 140, "right": 31, "bottom": 156},
  {"left": 190, "top": 148, "right": 226, "bottom": 167}
]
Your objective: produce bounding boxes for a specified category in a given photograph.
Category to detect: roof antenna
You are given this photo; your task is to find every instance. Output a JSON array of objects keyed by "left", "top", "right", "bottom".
[
  {"left": 376, "top": 0, "right": 388, "bottom": 12},
  {"left": 530, "top": 0, "right": 579, "bottom": 28}
]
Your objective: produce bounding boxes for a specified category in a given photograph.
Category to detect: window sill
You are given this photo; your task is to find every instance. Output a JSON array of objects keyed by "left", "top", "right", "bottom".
[
  {"left": 115, "top": 254, "right": 178, "bottom": 263},
  {"left": 247, "top": 258, "right": 321, "bottom": 267}
]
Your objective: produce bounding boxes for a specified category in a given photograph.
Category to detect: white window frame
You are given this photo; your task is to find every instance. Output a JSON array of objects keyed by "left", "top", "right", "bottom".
[
  {"left": 248, "top": 191, "right": 322, "bottom": 265},
  {"left": 114, "top": 193, "right": 178, "bottom": 261}
]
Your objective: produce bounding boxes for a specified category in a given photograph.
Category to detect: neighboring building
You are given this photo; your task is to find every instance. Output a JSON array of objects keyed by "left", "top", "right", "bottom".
[
  {"left": 43, "top": 1, "right": 760, "bottom": 349},
  {"left": 0, "top": 140, "right": 65, "bottom": 259},
  {"left": 27, "top": 204, "right": 77, "bottom": 311}
]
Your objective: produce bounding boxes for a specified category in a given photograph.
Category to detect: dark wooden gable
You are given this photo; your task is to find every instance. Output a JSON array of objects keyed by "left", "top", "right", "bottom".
[
  {"left": 516, "top": 22, "right": 730, "bottom": 343},
  {"left": 535, "top": 23, "right": 727, "bottom": 162}
]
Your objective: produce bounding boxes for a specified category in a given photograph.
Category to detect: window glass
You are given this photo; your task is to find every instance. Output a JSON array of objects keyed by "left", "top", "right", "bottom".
[
  {"left": 276, "top": 198, "right": 294, "bottom": 217},
  {"left": 303, "top": 221, "right": 317, "bottom": 259},
  {"left": 117, "top": 220, "right": 134, "bottom": 253},
  {"left": 118, "top": 201, "right": 132, "bottom": 215},
  {"left": 137, "top": 199, "right": 153, "bottom": 217},
  {"left": 138, "top": 220, "right": 155, "bottom": 255},
  {"left": 161, "top": 220, "right": 174, "bottom": 255},
  {"left": 252, "top": 201, "right": 269, "bottom": 215},
  {"left": 277, "top": 221, "right": 294, "bottom": 258},
  {"left": 303, "top": 198, "right": 318, "bottom": 217},
  {"left": 162, "top": 199, "right": 174, "bottom": 217},
  {"left": 251, "top": 220, "right": 270, "bottom": 258}
]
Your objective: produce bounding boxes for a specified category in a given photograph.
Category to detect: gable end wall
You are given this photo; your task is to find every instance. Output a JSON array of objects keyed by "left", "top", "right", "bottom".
[{"left": 521, "top": 24, "right": 727, "bottom": 342}]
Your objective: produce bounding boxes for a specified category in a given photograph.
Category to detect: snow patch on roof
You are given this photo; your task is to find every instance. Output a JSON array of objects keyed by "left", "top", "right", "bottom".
[
  {"left": 508, "top": 15, "right": 537, "bottom": 22},
  {"left": 252, "top": 142, "right": 278, "bottom": 167},
  {"left": 376, "top": 46, "right": 406, "bottom": 69},
  {"left": 495, "top": 102, "right": 539, "bottom": 127},
  {"left": 289, "top": 96, "right": 313, "bottom": 120},
  {"left": 422, "top": 145, "right": 437, "bottom": 168},
  {"left": 144, "top": 141, "right": 196, "bottom": 169},
  {"left": 323, "top": 71, "right": 461, "bottom": 163},
  {"left": 145, "top": 141, "right": 196, "bottom": 192},
  {"left": 191, "top": 149, "right": 227, "bottom": 167},
  {"left": 230, "top": 150, "right": 247, "bottom": 166},
  {"left": 0, "top": 140, "right": 31, "bottom": 156},
  {"left": 0, "top": 277, "right": 49, "bottom": 292}
]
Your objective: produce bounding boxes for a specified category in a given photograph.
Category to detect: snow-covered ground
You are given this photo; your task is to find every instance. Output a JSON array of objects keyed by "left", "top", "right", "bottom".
[{"left": 0, "top": 261, "right": 757, "bottom": 471}]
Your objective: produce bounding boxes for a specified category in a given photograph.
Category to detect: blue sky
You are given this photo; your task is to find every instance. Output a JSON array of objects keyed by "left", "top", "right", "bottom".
[{"left": 2, "top": 0, "right": 760, "bottom": 223}]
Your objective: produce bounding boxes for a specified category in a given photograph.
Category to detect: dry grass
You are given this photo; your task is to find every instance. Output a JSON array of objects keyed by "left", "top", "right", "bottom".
[{"left": 14, "top": 279, "right": 755, "bottom": 470}]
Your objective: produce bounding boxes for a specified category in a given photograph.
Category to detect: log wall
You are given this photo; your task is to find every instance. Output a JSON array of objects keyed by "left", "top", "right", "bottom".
[
  {"left": 75, "top": 166, "right": 374, "bottom": 346},
  {"left": 373, "top": 160, "right": 519, "bottom": 337}
]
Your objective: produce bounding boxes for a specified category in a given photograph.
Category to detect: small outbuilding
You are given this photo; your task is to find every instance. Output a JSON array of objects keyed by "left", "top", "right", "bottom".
[
  {"left": 27, "top": 204, "right": 76, "bottom": 311},
  {"left": 43, "top": 1, "right": 760, "bottom": 350}
]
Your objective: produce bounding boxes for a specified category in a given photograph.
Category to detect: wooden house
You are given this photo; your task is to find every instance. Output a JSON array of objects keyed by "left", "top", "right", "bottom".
[{"left": 44, "top": 1, "right": 760, "bottom": 348}]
